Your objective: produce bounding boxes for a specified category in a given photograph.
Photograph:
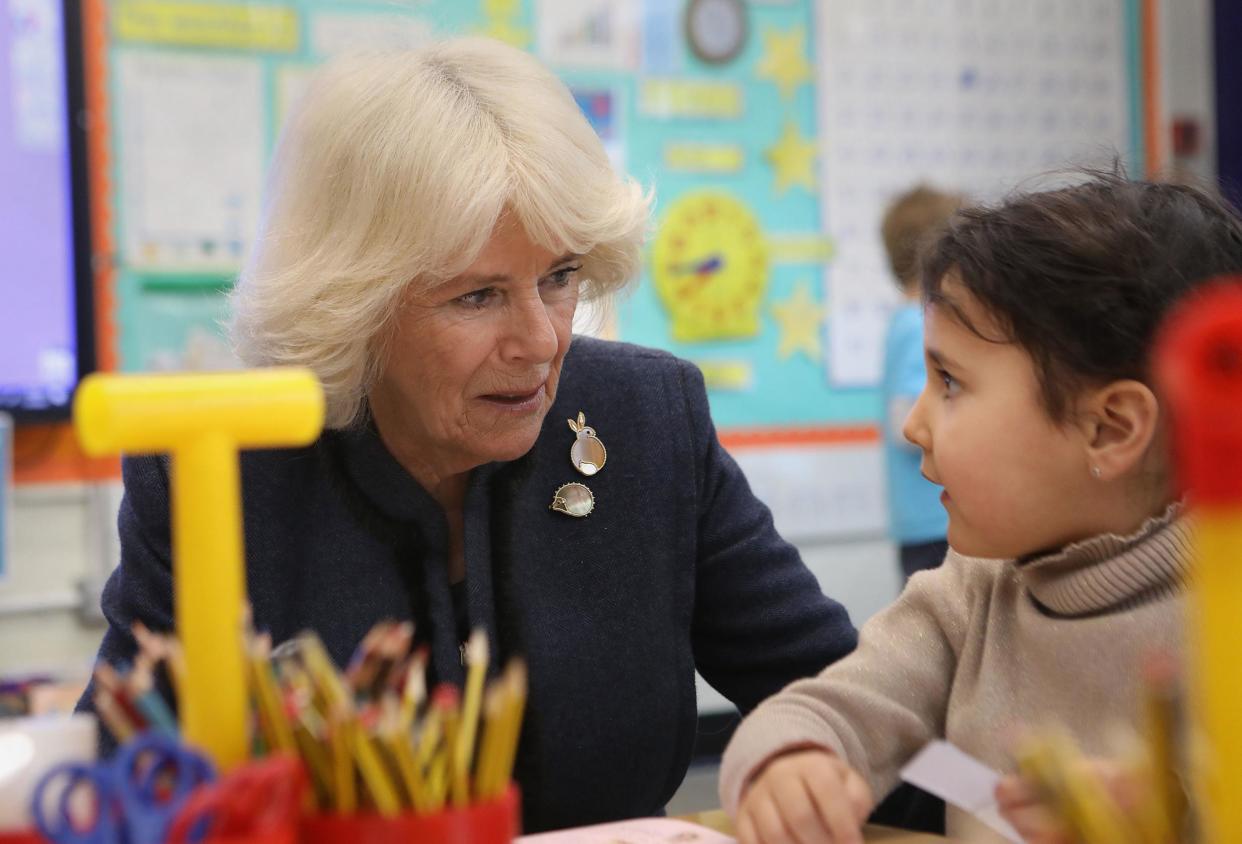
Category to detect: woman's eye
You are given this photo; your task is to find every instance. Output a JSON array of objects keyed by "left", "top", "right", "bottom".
[
  {"left": 456, "top": 287, "right": 496, "bottom": 308},
  {"left": 543, "top": 264, "right": 582, "bottom": 288},
  {"left": 938, "top": 369, "right": 960, "bottom": 395}
]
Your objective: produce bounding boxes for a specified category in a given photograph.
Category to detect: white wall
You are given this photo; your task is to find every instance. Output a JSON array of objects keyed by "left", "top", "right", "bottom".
[
  {"left": 1161, "top": 0, "right": 1217, "bottom": 182},
  {"left": 0, "top": 484, "right": 119, "bottom": 678}
]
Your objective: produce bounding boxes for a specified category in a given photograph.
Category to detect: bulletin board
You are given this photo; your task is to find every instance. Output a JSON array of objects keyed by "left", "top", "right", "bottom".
[{"left": 81, "top": 0, "right": 1150, "bottom": 538}]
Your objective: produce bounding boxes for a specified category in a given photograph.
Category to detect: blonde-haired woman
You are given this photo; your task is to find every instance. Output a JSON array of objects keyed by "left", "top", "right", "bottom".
[{"left": 86, "top": 38, "right": 857, "bottom": 832}]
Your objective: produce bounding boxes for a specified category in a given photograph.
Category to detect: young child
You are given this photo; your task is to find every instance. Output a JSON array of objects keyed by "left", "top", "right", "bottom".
[
  {"left": 880, "top": 186, "right": 963, "bottom": 581},
  {"left": 719, "top": 172, "right": 1242, "bottom": 844}
]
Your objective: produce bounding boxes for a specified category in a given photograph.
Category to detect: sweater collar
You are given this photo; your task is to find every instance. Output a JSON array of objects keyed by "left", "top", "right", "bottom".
[{"left": 1017, "top": 501, "right": 1190, "bottom": 616}]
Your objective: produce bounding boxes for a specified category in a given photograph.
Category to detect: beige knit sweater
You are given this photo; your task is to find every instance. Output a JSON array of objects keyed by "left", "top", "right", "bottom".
[{"left": 720, "top": 505, "right": 1190, "bottom": 841}]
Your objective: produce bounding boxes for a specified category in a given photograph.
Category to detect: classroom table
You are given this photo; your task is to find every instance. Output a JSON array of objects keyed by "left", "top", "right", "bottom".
[{"left": 679, "top": 809, "right": 952, "bottom": 842}]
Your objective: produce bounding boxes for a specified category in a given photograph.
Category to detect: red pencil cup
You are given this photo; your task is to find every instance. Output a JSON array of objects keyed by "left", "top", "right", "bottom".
[
  {"left": 0, "top": 830, "right": 45, "bottom": 844},
  {"left": 300, "top": 787, "right": 520, "bottom": 844},
  {"left": 205, "top": 824, "right": 300, "bottom": 844}
]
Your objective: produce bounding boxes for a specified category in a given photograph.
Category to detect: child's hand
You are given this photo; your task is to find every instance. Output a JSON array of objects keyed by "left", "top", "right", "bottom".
[
  {"left": 996, "top": 760, "right": 1137, "bottom": 844},
  {"left": 996, "top": 774, "right": 1069, "bottom": 843},
  {"left": 736, "top": 748, "right": 873, "bottom": 844}
]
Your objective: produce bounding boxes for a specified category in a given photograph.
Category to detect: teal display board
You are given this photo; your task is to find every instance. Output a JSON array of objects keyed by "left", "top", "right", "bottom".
[{"left": 101, "top": 0, "right": 1143, "bottom": 484}]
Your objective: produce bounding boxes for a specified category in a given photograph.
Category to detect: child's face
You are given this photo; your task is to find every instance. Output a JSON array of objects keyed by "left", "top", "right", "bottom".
[{"left": 903, "top": 278, "right": 1099, "bottom": 559}]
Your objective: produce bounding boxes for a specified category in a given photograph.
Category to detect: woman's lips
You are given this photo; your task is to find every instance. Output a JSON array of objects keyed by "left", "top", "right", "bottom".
[{"left": 479, "top": 384, "right": 544, "bottom": 412}]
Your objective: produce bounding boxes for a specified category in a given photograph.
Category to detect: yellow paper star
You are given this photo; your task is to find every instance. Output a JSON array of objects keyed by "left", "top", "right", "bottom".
[
  {"left": 480, "top": 0, "right": 530, "bottom": 48},
  {"left": 755, "top": 25, "right": 812, "bottom": 101},
  {"left": 771, "top": 280, "right": 825, "bottom": 361},
  {"left": 480, "top": 19, "right": 530, "bottom": 47},
  {"left": 765, "top": 121, "right": 818, "bottom": 195}
]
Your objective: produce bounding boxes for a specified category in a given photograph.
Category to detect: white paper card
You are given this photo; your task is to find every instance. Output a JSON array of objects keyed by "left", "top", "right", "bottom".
[
  {"left": 115, "top": 50, "right": 263, "bottom": 269},
  {"left": 310, "top": 12, "right": 433, "bottom": 56},
  {"left": 900, "top": 741, "right": 1022, "bottom": 843},
  {"left": 534, "top": 0, "right": 640, "bottom": 70},
  {"left": 518, "top": 817, "right": 735, "bottom": 843}
]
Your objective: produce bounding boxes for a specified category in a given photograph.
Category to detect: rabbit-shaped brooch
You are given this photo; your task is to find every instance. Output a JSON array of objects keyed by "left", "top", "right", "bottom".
[{"left": 567, "top": 411, "right": 607, "bottom": 476}]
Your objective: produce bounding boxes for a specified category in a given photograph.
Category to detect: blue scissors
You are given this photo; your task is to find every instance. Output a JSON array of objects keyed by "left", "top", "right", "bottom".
[{"left": 31, "top": 730, "right": 216, "bottom": 844}]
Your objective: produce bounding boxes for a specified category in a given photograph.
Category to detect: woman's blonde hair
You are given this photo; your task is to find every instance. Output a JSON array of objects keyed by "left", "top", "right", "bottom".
[{"left": 229, "top": 38, "right": 650, "bottom": 428}]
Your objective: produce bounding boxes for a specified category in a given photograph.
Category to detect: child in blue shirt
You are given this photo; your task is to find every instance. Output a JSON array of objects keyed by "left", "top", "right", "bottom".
[{"left": 880, "top": 187, "right": 962, "bottom": 579}]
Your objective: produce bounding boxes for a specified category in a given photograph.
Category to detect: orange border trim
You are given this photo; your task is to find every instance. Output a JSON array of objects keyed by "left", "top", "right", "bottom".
[
  {"left": 14, "top": 0, "right": 119, "bottom": 485},
  {"left": 86, "top": 0, "right": 117, "bottom": 373},
  {"left": 719, "top": 424, "right": 880, "bottom": 451},
  {"left": 13, "top": 424, "right": 118, "bottom": 483},
  {"left": 1141, "top": 0, "right": 1163, "bottom": 177}
]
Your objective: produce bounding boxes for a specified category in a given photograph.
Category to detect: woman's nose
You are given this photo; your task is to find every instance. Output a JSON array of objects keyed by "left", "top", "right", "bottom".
[{"left": 500, "top": 294, "right": 559, "bottom": 363}]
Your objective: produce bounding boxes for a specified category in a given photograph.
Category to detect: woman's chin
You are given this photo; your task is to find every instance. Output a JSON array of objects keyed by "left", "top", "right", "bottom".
[
  {"left": 471, "top": 423, "right": 545, "bottom": 465},
  {"left": 488, "top": 439, "right": 540, "bottom": 463}
]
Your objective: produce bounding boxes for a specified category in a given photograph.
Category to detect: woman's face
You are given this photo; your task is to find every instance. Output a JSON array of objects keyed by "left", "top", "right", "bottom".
[{"left": 370, "top": 219, "right": 581, "bottom": 479}]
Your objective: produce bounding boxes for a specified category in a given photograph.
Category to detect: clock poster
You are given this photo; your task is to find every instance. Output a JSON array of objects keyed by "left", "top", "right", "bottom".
[{"left": 650, "top": 191, "right": 769, "bottom": 343}]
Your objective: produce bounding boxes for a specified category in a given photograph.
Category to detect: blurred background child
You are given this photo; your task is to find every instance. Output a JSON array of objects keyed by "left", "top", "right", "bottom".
[{"left": 880, "top": 187, "right": 963, "bottom": 581}]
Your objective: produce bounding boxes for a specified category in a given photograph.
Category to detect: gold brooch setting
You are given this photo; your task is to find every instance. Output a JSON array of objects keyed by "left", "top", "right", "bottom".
[{"left": 550, "top": 411, "right": 606, "bottom": 517}]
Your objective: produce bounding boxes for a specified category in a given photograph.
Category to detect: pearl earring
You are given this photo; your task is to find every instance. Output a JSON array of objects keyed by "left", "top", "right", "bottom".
[{"left": 1091, "top": 466, "right": 1102, "bottom": 479}]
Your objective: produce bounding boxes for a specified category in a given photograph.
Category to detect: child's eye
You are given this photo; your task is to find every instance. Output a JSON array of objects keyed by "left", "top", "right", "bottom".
[
  {"left": 937, "top": 368, "right": 960, "bottom": 396},
  {"left": 456, "top": 287, "right": 497, "bottom": 309}
]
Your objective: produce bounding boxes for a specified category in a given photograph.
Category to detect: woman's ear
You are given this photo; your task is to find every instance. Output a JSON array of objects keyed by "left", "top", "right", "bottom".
[{"left": 1077, "top": 380, "right": 1160, "bottom": 480}]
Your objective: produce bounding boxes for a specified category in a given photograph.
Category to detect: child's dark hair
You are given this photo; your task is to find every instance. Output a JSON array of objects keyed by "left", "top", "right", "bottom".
[{"left": 922, "top": 169, "right": 1242, "bottom": 421}]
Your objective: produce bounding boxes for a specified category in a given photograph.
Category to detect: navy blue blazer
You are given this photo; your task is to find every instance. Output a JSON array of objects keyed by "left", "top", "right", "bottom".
[{"left": 89, "top": 337, "right": 857, "bottom": 832}]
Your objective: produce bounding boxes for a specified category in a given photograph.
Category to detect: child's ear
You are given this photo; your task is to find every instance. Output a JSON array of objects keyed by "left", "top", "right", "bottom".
[{"left": 1077, "top": 379, "right": 1160, "bottom": 479}]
